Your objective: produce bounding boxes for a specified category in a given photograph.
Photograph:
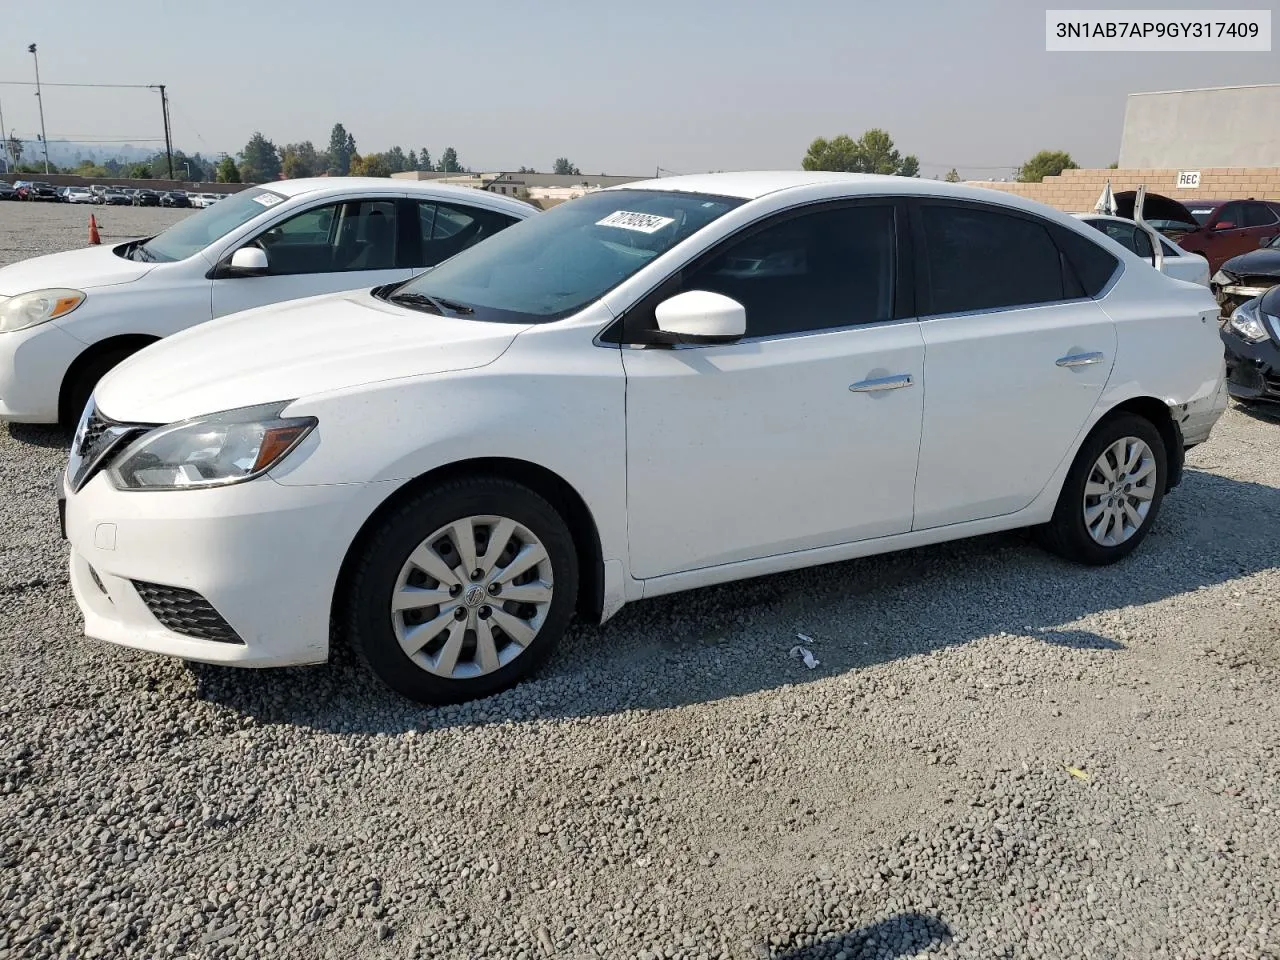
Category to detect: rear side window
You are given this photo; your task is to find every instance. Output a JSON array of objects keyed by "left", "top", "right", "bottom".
[
  {"left": 414, "top": 201, "right": 520, "bottom": 268},
  {"left": 920, "top": 205, "right": 1063, "bottom": 314},
  {"left": 1051, "top": 225, "right": 1121, "bottom": 297},
  {"left": 1242, "top": 202, "right": 1279, "bottom": 227}
]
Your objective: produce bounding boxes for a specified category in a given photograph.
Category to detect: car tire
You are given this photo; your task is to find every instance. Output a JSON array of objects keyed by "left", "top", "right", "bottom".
[
  {"left": 342, "top": 477, "right": 579, "bottom": 705},
  {"left": 1037, "top": 412, "right": 1168, "bottom": 566},
  {"left": 60, "top": 346, "right": 139, "bottom": 431}
]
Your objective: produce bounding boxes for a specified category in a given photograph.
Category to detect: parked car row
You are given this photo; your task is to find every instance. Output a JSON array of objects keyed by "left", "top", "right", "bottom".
[
  {"left": 0, "top": 182, "right": 228, "bottom": 208},
  {"left": 0, "top": 172, "right": 1235, "bottom": 705}
]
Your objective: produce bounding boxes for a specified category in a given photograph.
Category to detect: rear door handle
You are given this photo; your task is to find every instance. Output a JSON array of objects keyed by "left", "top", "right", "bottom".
[
  {"left": 1056, "top": 352, "right": 1104, "bottom": 368},
  {"left": 849, "top": 374, "right": 914, "bottom": 392}
]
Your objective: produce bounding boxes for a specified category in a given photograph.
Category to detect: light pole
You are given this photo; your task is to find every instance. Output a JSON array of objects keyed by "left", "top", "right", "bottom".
[
  {"left": 27, "top": 43, "right": 50, "bottom": 174},
  {"left": 0, "top": 96, "right": 8, "bottom": 172}
]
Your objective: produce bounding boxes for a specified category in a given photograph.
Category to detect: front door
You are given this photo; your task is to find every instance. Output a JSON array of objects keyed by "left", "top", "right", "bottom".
[
  {"left": 911, "top": 201, "right": 1117, "bottom": 529},
  {"left": 621, "top": 201, "right": 925, "bottom": 579},
  {"left": 212, "top": 198, "right": 412, "bottom": 318}
]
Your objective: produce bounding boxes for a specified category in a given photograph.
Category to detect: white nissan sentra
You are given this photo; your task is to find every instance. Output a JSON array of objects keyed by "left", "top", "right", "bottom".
[
  {"left": 63, "top": 172, "right": 1228, "bottom": 705},
  {"left": 0, "top": 178, "right": 535, "bottom": 426}
]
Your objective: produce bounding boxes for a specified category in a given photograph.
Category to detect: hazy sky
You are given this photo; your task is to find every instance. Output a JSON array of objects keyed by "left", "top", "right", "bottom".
[{"left": 1, "top": 0, "right": 1275, "bottom": 179}]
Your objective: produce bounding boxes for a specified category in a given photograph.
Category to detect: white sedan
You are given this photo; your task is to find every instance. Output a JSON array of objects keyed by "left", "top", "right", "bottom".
[
  {"left": 63, "top": 172, "right": 1228, "bottom": 704},
  {"left": 0, "top": 178, "right": 537, "bottom": 425},
  {"left": 1075, "top": 213, "right": 1211, "bottom": 286}
]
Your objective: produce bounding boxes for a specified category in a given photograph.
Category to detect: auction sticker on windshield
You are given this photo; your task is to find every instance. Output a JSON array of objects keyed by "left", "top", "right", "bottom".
[
  {"left": 252, "top": 193, "right": 286, "bottom": 208},
  {"left": 596, "top": 211, "right": 676, "bottom": 233}
]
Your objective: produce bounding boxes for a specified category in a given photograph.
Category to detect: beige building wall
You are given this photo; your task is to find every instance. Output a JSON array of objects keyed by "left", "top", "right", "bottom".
[{"left": 967, "top": 167, "right": 1280, "bottom": 212}]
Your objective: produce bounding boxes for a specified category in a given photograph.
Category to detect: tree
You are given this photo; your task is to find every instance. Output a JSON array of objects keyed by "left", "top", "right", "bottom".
[
  {"left": 417, "top": 148, "right": 431, "bottom": 172},
  {"left": 238, "top": 131, "right": 281, "bottom": 183},
  {"left": 1108, "top": 161, "right": 1119, "bottom": 169},
  {"left": 349, "top": 153, "right": 391, "bottom": 178},
  {"left": 5, "top": 135, "right": 22, "bottom": 167},
  {"left": 383, "top": 146, "right": 408, "bottom": 173},
  {"left": 553, "top": 157, "right": 580, "bottom": 176},
  {"left": 72, "top": 160, "right": 108, "bottom": 178},
  {"left": 944, "top": 168, "right": 961, "bottom": 183},
  {"left": 128, "top": 163, "right": 152, "bottom": 179},
  {"left": 437, "top": 147, "right": 461, "bottom": 173},
  {"left": 801, "top": 129, "right": 919, "bottom": 177},
  {"left": 216, "top": 156, "right": 241, "bottom": 183},
  {"left": 1016, "top": 150, "right": 1078, "bottom": 183},
  {"left": 407, "top": 149, "right": 418, "bottom": 171},
  {"left": 327, "top": 123, "right": 353, "bottom": 176},
  {"left": 517, "top": 165, "right": 536, "bottom": 174},
  {"left": 281, "top": 141, "right": 320, "bottom": 179}
]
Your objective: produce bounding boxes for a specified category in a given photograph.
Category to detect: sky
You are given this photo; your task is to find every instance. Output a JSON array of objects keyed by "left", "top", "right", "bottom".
[{"left": 1, "top": 0, "right": 1276, "bottom": 179}]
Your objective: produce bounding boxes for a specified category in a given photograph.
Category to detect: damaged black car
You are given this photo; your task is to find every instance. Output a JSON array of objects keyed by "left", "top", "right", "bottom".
[
  {"left": 1213, "top": 235, "right": 1280, "bottom": 320},
  {"left": 1222, "top": 284, "right": 1280, "bottom": 407}
]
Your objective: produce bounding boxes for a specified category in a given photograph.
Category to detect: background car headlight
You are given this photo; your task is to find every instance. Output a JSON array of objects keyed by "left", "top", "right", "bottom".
[
  {"left": 0, "top": 289, "right": 86, "bottom": 333},
  {"left": 108, "top": 402, "right": 316, "bottom": 491},
  {"left": 1227, "top": 300, "right": 1270, "bottom": 344}
]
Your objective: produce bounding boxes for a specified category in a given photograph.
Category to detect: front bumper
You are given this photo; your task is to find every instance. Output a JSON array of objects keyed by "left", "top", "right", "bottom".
[
  {"left": 1222, "top": 328, "right": 1280, "bottom": 404},
  {"left": 0, "top": 322, "right": 87, "bottom": 423},
  {"left": 65, "top": 469, "right": 398, "bottom": 667}
]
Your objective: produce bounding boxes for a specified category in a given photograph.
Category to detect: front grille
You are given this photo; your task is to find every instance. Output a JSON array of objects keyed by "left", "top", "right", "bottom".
[
  {"left": 77, "top": 408, "right": 110, "bottom": 456},
  {"left": 1264, "top": 373, "right": 1280, "bottom": 397},
  {"left": 132, "top": 581, "right": 244, "bottom": 644}
]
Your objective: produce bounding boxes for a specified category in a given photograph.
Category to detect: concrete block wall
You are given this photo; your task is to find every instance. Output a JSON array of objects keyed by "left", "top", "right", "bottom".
[{"left": 966, "top": 167, "right": 1280, "bottom": 212}]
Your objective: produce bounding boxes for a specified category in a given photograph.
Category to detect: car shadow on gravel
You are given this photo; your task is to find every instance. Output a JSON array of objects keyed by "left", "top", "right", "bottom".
[
  {"left": 774, "top": 912, "right": 952, "bottom": 958},
  {"left": 5, "top": 422, "right": 68, "bottom": 449},
  {"left": 189, "top": 468, "right": 1280, "bottom": 733}
]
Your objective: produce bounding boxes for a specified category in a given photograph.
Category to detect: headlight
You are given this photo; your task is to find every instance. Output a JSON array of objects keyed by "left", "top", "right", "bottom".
[
  {"left": 1227, "top": 299, "right": 1271, "bottom": 344},
  {"left": 0, "top": 288, "right": 86, "bottom": 333},
  {"left": 1211, "top": 270, "right": 1234, "bottom": 287},
  {"left": 108, "top": 402, "right": 317, "bottom": 491}
]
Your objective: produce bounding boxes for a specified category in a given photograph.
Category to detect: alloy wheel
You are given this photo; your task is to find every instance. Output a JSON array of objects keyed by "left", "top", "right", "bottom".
[{"left": 1082, "top": 436, "right": 1158, "bottom": 547}]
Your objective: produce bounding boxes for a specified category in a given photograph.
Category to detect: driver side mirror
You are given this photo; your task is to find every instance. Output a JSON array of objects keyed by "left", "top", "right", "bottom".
[
  {"left": 227, "top": 246, "right": 269, "bottom": 277},
  {"left": 650, "top": 290, "right": 746, "bottom": 345}
]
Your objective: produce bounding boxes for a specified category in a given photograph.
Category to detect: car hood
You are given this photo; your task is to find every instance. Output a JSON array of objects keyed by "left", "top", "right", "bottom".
[
  {"left": 94, "top": 289, "right": 525, "bottom": 424},
  {"left": 0, "top": 243, "right": 153, "bottom": 295},
  {"left": 1219, "top": 248, "right": 1280, "bottom": 281}
]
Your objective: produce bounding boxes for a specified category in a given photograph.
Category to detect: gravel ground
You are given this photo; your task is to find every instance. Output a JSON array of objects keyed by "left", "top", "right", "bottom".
[{"left": 1, "top": 203, "right": 1279, "bottom": 960}]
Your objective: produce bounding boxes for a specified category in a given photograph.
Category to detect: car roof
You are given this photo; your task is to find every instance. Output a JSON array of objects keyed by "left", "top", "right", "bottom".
[{"left": 263, "top": 177, "right": 538, "bottom": 215}]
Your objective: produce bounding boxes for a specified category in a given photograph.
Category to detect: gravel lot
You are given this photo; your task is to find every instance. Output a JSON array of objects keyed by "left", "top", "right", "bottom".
[{"left": 1, "top": 202, "right": 1278, "bottom": 960}]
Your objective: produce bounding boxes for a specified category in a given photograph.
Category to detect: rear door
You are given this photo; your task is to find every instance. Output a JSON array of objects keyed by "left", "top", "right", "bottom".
[
  {"left": 407, "top": 200, "right": 522, "bottom": 273},
  {"left": 912, "top": 201, "right": 1118, "bottom": 529},
  {"left": 211, "top": 198, "right": 412, "bottom": 318}
]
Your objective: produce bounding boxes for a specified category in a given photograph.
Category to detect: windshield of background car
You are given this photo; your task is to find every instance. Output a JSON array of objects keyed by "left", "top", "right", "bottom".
[
  {"left": 393, "top": 189, "right": 745, "bottom": 322},
  {"left": 1189, "top": 207, "right": 1216, "bottom": 226},
  {"left": 137, "top": 187, "right": 288, "bottom": 262}
]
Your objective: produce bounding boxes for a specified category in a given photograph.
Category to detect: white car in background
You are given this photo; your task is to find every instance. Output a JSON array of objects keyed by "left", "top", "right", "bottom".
[
  {"left": 1075, "top": 213, "right": 1211, "bottom": 287},
  {"left": 63, "top": 172, "right": 1227, "bottom": 705},
  {"left": 0, "top": 178, "right": 536, "bottom": 425}
]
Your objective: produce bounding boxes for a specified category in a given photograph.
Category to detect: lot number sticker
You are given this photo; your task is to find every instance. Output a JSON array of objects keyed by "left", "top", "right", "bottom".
[
  {"left": 252, "top": 193, "right": 286, "bottom": 207},
  {"left": 596, "top": 211, "right": 676, "bottom": 233}
]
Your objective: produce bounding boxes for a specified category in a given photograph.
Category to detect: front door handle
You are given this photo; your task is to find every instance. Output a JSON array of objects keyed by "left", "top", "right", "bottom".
[
  {"left": 849, "top": 374, "right": 914, "bottom": 392},
  {"left": 1056, "top": 352, "right": 1104, "bottom": 368}
]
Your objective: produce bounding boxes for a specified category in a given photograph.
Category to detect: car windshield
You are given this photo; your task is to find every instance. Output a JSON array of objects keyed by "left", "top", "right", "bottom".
[
  {"left": 134, "top": 187, "right": 286, "bottom": 263},
  {"left": 1189, "top": 207, "right": 1216, "bottom": 226},
  {"left": 391, "top": 189, "right": 744, "bottom": 322}
]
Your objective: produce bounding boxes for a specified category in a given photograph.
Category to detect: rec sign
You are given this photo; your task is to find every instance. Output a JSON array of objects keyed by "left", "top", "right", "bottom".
[{"left": 1176, "top": 171, "right": 1201, "bottom": 189}]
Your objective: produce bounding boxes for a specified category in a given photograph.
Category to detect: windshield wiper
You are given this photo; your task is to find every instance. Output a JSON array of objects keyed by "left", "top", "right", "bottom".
[
  {"left": 388, "top": 292, "right": 474, "bottom": 316},
  {"left": 387, "top": 291, "right": 444, "bottom": 315}
]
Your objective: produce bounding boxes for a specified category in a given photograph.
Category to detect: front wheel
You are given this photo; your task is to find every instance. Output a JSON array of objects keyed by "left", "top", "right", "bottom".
[
  {"left": 1038, "top": 413, "right": 1168, "bottom": 565},
  {"left": 341, "top": 478, "right": 579, "bottom": 705}
]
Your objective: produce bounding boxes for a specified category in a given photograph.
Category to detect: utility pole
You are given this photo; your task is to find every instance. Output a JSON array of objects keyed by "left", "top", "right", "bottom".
[
  {"left": 0, "top": 95, "right": 8, "bottom": 173},
  {"left": 27, "top": 44, "right": 50, "bottom": 174},
  {"left": 156, "top": 84, "right": 174, "bottom": 179}
]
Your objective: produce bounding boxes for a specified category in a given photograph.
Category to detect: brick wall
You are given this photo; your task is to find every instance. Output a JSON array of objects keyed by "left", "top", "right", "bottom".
[{"left": 967, "top": 167, "right": 1280, "bottom": 212}]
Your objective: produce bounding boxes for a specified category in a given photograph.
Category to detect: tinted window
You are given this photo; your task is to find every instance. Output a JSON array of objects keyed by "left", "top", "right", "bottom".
[
  {"left": 1085, "top": 219, "right": 1152, "bottom": 259},
  {"left": 254, "top": 200, "right": 397, "bottom": 275},
  {"left": 415, "top": 201, "right": 519, "bottom": 268},
  {"left": 1051, "top": 226, "right": 1120, "bottom": 297},
  {"left": 921, "top": 205, "right": 1064, "bottom": 314},
  {"left": 677, "top": 204, "right": 895, "bottom": 337},
  {"left": 394, "top": 189, "right": 743, "bottom": 323},
  {"left": 1242, "top": 202, "right": 1279, "bottom": 227},
  {"left": 1215, "top": 203, "right": 1245, "bottom": 228}
]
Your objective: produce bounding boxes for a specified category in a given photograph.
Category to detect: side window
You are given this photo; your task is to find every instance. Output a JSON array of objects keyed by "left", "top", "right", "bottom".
[
  {"left": 1215, "top": 203, "right": 1245, "bottom": 228},
  {"left": 921, "top": 205, "right": 1063, "bottom": 314},
  {"left": 1242, "top": 202, "right": 1279, "bottom": 227},
  {"left": 414, "top": 201, "right": 520, "bottom": 268},
  {"left": 1088, "top": 219, "right": 1151, "bottom": 258},
  {"left": 1129, "top": 225, "right": 1153, "bottom": 259},
  {"left": 255, "top": 200, "right": 397, "bottom": 275},
  {"left": 678, "top": 204, "right": 895, "bottom": 337}
]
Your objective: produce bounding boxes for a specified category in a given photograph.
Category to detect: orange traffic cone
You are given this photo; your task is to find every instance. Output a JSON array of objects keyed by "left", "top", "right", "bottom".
[{"left": 88, "top": 215, "right": 101, "bottom": 245}]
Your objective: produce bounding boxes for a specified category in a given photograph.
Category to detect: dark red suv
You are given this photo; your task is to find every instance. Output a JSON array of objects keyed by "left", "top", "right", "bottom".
[{"left": 1177, "top": 199, "right": 1280, "bottom": 273}]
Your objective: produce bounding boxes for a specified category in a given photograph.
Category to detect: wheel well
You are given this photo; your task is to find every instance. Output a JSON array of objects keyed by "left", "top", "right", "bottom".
[
  {"left": 1101, "top": 396, "right": 1184, "bottom": 490},
  {"left": 59, "top": 334, "right": 160, "bottom": 423},
  {"left": 332, "top": 458, "right": 607, "bottom": 629}
]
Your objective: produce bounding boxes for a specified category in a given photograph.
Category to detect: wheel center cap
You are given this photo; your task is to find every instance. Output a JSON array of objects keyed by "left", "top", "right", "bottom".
[{"left": 463, "top": 584, "right": 487, "bottom": 608}]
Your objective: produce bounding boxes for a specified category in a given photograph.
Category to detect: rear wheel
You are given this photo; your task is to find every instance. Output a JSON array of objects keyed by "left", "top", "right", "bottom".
[
  {"left": 1038, "top": 413, "right": 1167, "bottom": 565},
  {"left": 342, "top": 478, "right": 578, "bottom": 704}
]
